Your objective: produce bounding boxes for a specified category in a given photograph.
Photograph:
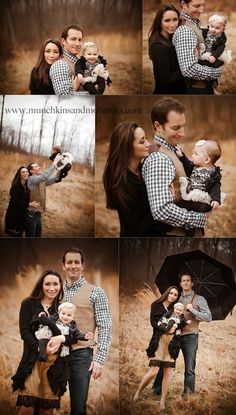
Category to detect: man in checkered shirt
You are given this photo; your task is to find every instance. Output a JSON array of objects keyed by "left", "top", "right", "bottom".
[
  {"left": 46, "top": 247, "right": 112, "bottom": 415},
  {"left": 142, "top": 98, "right": 208, "bottom": 236},
  {"left": 172, "top": 0, "right": 222, "bottom": 94},
  {"left": 50, "top": 24, "right": 88, "bottom": 95}
]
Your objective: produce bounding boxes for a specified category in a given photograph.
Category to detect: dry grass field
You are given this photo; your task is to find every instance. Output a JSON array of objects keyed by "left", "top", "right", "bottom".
[
  {"left": 120, "top": 289, "right": 236, "bottom": 415},
  {"left": 1, "top": 32, "right": 141, "bottom": 95},
  {"left": 0, "top": 150, "right": 95, "bottom": 237},
  {"left": 95, "top": 138, "right": 236, "bottom": 238},
  {"left": 0, "top": 266, "right": 119, "bottom": 415},
  {"left": 143, "top": 10, "right": 236, "bottom": 95}
]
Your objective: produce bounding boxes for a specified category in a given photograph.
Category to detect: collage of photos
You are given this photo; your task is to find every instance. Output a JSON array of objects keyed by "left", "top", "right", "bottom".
[{"left": 0, "top": 1, "right": 236, "bottom": 415}]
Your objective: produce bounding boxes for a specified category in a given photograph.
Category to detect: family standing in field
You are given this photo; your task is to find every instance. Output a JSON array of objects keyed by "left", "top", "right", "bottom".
[{"left": 11, "top": 247, "right": 112, "bottom": 415}]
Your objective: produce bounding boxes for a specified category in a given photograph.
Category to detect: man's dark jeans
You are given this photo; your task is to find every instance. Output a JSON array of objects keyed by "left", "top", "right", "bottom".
[
  {"left": 153, "top": 334, "right": 199, "bottom": 395},
  {"left": 25, "top": 211, "right": 42, "bottom": 237},
  {"left": 180, "top": 333, "right": 198, "bottom": 393},
  {"left": 69, "top": 348, "right": 93, "bottom": 415}
]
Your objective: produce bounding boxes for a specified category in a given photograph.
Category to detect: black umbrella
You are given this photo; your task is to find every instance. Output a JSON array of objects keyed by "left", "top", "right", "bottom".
[{"left": 155, "top": 250, "right": 236, "bottom": 320}]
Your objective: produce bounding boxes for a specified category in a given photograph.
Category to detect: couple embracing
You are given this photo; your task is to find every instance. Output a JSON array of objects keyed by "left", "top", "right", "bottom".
[{"left": 103, "top": 97, "right": 222, "bottom": 237}]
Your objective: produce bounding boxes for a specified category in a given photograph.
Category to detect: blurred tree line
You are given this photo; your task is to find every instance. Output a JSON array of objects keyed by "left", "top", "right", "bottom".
[
  {"left": 0, "top": 0, "right": 141, "bottom": 56},
  {"left": 120, "top": 238, "right": 236, "bottom": 292},
  {"left": 0, "top": 238, "right": 118, "bottom": 284},
  {"left": 96, "top": 95, "right": 236, "bottom": 142},
  {"left": 143, "top": 0, "right": 236, "bottom": 13}
]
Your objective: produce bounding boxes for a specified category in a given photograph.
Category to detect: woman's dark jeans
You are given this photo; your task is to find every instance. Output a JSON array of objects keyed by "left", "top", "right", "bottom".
[{"left": 69, "top": 348, "right": 93, "bottom": 415}]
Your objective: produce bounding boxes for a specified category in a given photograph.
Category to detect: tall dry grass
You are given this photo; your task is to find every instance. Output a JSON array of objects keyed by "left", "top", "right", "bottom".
[
  {"left": 120, "top": 289, "right": 236, "bottom": 415},
  {"left": 0, "top": 266, "right": 119, "bottom": 415},
  {"left": 95, "top": 138, "right": 236, "bottom": 237},
  {"left": 0, "top": 150, "right": 95, "bottom": 237},
  {"left": 143, "top": 10, "right": 236, "bottom": 94}
]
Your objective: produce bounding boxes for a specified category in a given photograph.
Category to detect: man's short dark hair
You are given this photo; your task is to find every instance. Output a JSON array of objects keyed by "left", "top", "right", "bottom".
[
  {"left": 27, "top": 163, "right": 34, "bottom": 176},
  {"left": 151, "top": 98, "right": 186, "bottom": 126},
  {"left": 179, "top": 274, "right": 194, "bottom": 283},
  {"left": 62, "top": 247, "right": 85, "bottom": 264},
  {"left": 180, "top": 0, "right": 192, "bottom": 5},
  {"left": 61, "top": 24, "right": 83, "bottom": 40}
]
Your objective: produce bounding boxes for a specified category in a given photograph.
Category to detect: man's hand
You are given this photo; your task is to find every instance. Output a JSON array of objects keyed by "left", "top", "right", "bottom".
[
  {"left": 53, "top": 153, "right": 64, "bottom": 167},
  {"left": 167, "top": 326, "right": 176, "bottom": 334},
  {"left": 186, "top": 303, "right": 194, "bottom": 312},
  {"left": 46, "top": 335, "right": 65, "bottom": 354},
  {"left": 89, "top": 361, "right": 103, "bottom": 380},
  {"left": 72, "top": 74, "right": 83, "bottom": 91},
  {"left": 175, "top": 144, "right": 183, "bottom": 158},
  {"left": 211, "top": 201, "right": 220, "bottom": 210},
  {"left": 85, "top": 331, "right": 94, "bottom": 340}
]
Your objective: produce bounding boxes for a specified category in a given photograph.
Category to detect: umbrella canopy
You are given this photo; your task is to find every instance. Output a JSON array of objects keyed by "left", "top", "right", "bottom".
[{"left": 155, "top": 250, "right": 236, "bottom": 320}]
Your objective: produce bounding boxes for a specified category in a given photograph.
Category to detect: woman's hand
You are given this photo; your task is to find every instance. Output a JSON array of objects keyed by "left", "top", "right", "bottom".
[
  {"left": 29, "top": 201, "right": 40, "bottom": 208},
  {"left": 46, "top": 335, "right": 65, "bottom": 354},
  {"left": 85, "top": 331, "right": 94, "bottom": 340}
]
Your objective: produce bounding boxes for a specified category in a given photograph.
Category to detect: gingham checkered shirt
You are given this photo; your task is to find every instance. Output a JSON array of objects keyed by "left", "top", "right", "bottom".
[
  {"left": 172, "top": 12, "right": 222, "bottom": 80},
  {"left": 180, "top": 290, "right": 212, "bottom": 322},
  {"left": 142, "top": 136, "right": 207, "bottom": 229},
  {"left": 64, "top": 276, "right": 112, "bottom": 365},
  {"left": 49, "top": 50, "right": 89, "bottom": 95}
]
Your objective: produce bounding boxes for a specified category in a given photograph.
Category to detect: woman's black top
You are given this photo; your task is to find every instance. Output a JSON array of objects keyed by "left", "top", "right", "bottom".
[
  {"left": 5, "top": 182, "right": 29, "bottom": 236},
  {"left": 29, "top": 67, "right": 55, "bottom": 94},
  {"left": 146, "top": 301, "right": 172, "bottom": 358},
  {"left": 116, "top": 169, "right": 168, "bottom": 237},
  {"left": 149, "top": 33, "right": 186, "bottom": 94}
]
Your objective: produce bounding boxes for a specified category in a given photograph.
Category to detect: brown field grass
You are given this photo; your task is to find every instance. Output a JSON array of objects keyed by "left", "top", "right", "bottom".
[
  {"left": 143, "top": 11, "right": 236, "bottom": 94},
  {"left": 0, "top": 267, "right": 119, "bottom": 415},
  {"left": 95, "top": 138, "right": 236, "bottom": 237},
  {"left": 1, "top": 32, "right": 142, "bottom": 95},
  {"left": 0, "top": 150, "right": 95, "bottom": 237},
  {"left": 120, "top": 289, "right": 236, "bottom": 415}
]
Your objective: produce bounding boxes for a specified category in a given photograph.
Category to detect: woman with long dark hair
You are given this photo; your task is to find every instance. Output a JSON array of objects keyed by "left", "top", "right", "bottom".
[
  {"left": 148, "top": 3, "right": 185, "bottom": 94},
  {"left": 103, "top": 122, "right": 163, "bottom": 237},
  {"left": 12, "top": 270, "right": 65, "bottom": 415},
  {"left": 29, "top": 39, "right": 63, "bottom": 94},
  {"left": 133, "top": 286, "right": 180, "bottom": 413},
  {"left": 4, "top": 166, "right": 38, "bottom": 237}
]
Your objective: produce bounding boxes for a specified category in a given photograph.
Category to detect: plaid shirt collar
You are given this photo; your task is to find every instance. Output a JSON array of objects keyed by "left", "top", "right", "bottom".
[
  {"left": 154, "top": 135, "right": 176, "bottom": 154},
  {"left": 64, "top": 276, "right": 86, "bottom": 289},
  {"left": 181, "top": 11, "right": 201, "bottom": 28},
  {"left": 63, "top": 50, "right": 78, "bottom": 64},
  {"left": 181, "top": 289, "right": 195, "bottom": 299}
]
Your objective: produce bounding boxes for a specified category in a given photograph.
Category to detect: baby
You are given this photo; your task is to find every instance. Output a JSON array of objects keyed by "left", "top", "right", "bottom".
[
  {"left": 176, "top": 139, "right": 222, "bottom": 212},
  {"left": 49, "top": 145, "right": 73, "bottom": 182},
  {"left": 199, "top": 14, "right": 232, "bottom": 68},
  {"left": 158, "top": 302, "right": 191, "bottom": 336},
  {"left": 35, "top": 302, "right": 94, "bottom": 362},
  {"left": 75, "top": 41, "right": 112, "bottom": 95}
]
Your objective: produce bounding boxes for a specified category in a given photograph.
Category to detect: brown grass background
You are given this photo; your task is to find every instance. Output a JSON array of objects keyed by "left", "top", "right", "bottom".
[
  {"left": 143, "top": 1, "right": 236, "bottom": 94},
  {"left": 95, "top": 95, "right": 236, "bottom": 237},
  {"left": 0, "top": 238, "right": 119, "bottom": 415},
  {"left": 119, "top": 236, "right": 236, "bottom": 415},
  {"left": 0, "top": 149, "right": 95, "bottom": 237}
]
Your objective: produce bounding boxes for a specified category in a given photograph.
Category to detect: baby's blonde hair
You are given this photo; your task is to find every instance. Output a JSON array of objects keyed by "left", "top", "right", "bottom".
[
  {"left": 174, "top": 302, "right": 185, "bottom": 310},
  {"left": 209, "top": 14, "right": 227, "bottom": 27},
  {"left": 196, "top": 139, "right": 221, "bottom": 164},
  {"left": 82, "top": 41, "right": 99, "bottom": 54},
  {"left": 58, "top": 302, "right": 76, "bottom": 314}
]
